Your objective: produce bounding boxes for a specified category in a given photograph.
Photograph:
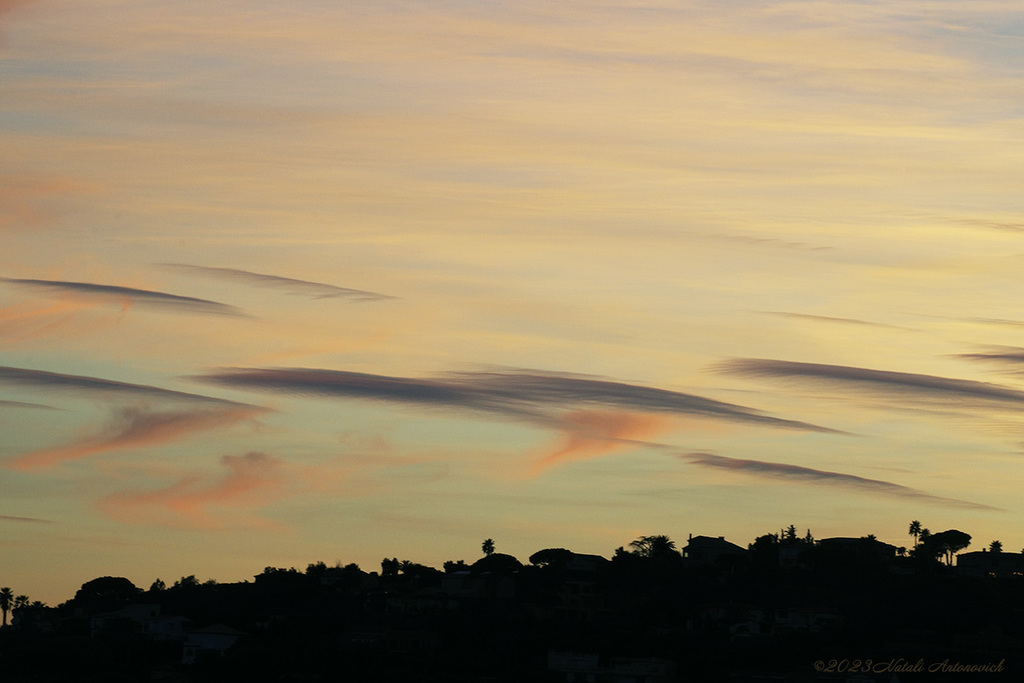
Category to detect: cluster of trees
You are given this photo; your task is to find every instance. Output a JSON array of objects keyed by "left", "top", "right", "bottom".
[
  {"left": 906, "top": 520, "right": 973, "bottom": 565},
  {"left": 2, "top": 525, "right": 1007, "bottom": 627},
  {"left": 149, "top": 524, "right": 1004, "bottom": 595},
  {"left": 0, "top": 587, "right": 44, "bottom": 627},
  {"left": 3, "top": 527, "right": 1023, "bottom": 683}
]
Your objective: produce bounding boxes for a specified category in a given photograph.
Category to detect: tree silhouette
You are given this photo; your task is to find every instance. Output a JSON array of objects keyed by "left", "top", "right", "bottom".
[
  {"left": 990, "top": 540, "right": 1003, "bottom": 553},
  {"left": 471, "top": 552, "right": 523, "bottom": 574},
  {"left": 921, "top": 529, "right": 971, "bottom": 565},
  {"left": 174, "top": 575, "right": 200, "bottom": 589},
  {"left": 72, "top": 577, "right": 141, "bottom": 613},
  {"left": 381, "top": 557, "right": 400, "bottom": 577},
  {"left": 748, "top": 533, "right": 780, "bottom": 567},
  {"left": 305, "top": 561, "right": 328, "bottom": 578},
  {"left": 529, "top": 548, "right": 573, "bottom": 568},
  {"left": 628, "top": 535, "right": 677, "bottom": 560},
  {"left": 909, "top": 520, "right": 922, "bottom": 547},
  {"left": 0, "top": 587, "right": 12, "bottom": 627},
  {"left": 482, "top": 538, "right": 495, "bottom": 556}
]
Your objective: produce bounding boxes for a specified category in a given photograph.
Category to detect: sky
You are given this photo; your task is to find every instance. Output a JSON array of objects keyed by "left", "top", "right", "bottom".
[{"left": 3, "top": 0, "right": 1024, "bottom": 605}]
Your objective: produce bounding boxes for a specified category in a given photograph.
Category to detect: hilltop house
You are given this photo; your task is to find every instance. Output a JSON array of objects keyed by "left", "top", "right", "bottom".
[
  {"left": 957, "top": 550, "right": 1024, "bottom": 578},
  {"left": 683, "top": 535, "right": 747, "bottom": 568}
]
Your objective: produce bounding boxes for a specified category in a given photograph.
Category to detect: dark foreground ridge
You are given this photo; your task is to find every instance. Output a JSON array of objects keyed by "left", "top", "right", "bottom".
[{"left": 2, "top": 523, "right": 1022, "bottom": 682}]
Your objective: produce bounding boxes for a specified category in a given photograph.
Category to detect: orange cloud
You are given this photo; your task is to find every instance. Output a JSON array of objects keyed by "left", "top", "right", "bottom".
[
  {"left": 0, "top": 299, "right": 105, "bottom": 345},
  {"left": 98, "top": 452, "right": 289, "bottom": 530},
  {"left": 527, "top": 410, "right": 674, "bottom": 476},
  {"left": 0, "top": 175, "right": 84, "bottom": 231},
  {"left": 8, "top": 404, "right": 264, "bottom": 470},
  {"left": 0, "top": 0, "right": 34, "bottom": 14}
]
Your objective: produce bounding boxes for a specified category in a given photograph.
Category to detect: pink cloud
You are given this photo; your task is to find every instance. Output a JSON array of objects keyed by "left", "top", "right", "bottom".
[
  {"left": 527, "top": 410, "right": 674, "bottom": 476},
  {"left": 8, "top": 404, "right": 264, "bottom": 470},
  {"left": 98, "top": 452, "right": 290, "bottom": 530}
]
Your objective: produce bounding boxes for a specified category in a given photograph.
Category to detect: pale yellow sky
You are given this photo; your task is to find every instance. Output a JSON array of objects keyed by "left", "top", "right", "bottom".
[{"left": 3, "top": 0, "right": 1024, "bottom": 604}]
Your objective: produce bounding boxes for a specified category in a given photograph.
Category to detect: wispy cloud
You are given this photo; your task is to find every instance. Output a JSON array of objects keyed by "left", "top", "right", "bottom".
[
  {"left": 957, "top": 347, "right": 1024, "bottom": 369},
  {"left": 0, "top": 514, "right": 55, "bottom": 524},
  {"left": 195, "top": 367, "right": 836, "bottom": 432},
  {"left": 705, "top": 232, "right": 831, "bottom": 252},
  {"left": 0, "top": 365, "right": 249, "bottom": 406},
  {"left": 965, "top": 318, "right": 1024, "bottom": 328},
  {"left": 921, "top": 314, "right": 1024, "bottom": 329},
  {"left": 0, "top": 277, "right": 245, "bottom": 317},
  {"left": 953, "top": 218, "right": 1024, "bottom": 234},
  {"left": 8, "top": 404, "right": 264, "bottom": 470},
  {"left": 718, "top": 358, "right": 1024, "bottom": 406},
  {"left": 0, "top": 398, "right": 56, "bottom": 410},
  {"left": 761, "top": 311, "right": 904, "bottom": 329},
  {"left": 683, "top": 452, "right": 999, "bottom": 511},
  {"left": 161, "top": 264, "right": 396, "bottom": 301},
  {"left": 98, "top": 452, "right": 289, "bottom": 530}
]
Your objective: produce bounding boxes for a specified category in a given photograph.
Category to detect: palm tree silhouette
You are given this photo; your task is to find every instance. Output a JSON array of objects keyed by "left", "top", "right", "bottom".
[
  {"left": 482, "top": 538, "right": 495, "bottom": 556},
  {"left": 629, "top": 535, "right": 677, "bottom": 560},
  {"left": 909, "top": 520, "right": 921, "bottom": 548},
  {"left": 0, "top": 587, "right": 12, "bottom": 627},
  {"left": 12, "top": 595, "right": 28, "bottom": 624}
]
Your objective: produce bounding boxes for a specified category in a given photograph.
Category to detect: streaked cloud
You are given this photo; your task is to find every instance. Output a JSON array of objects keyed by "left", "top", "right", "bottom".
[
  {"left": 195, "top": 367, "right": 836, "bottom": 432},
  {"left": 0, "top": 514, "right": 55, "bottom": 524},
  {"left": 7, "top": 0, "right": 1024, "bottom": 602},
  {"left": 98, "top": 452, "right": 289, "bottom": 530},
  {"left": 0, "top": 365, "right": 249, "bottom": 406},
  {"left": 761, "top": 311, "right": 904, "bottom": 329},
  {"left": 958, "top": 347, "right": 1024, "bottom": 368},
  {"left": 0, "top": 398, "right": 56, "bottom": 410},
  {"left": 683, "top": 452, "right": 999, "bottom": 511},
  {"left": 161, "top": 263, "right": 396, "bottom": 301},
  {"left": 953, "top": 218, "right": 1024, "bottom": 234},
  {"left": 708, "top": 233, "right": 831, "bottom": 252},
  {"left": 718, "top": 358, "right": 1024, "bottom": 406},
  {"left": 966, "top": 318, "right": 1024, "bottom": 328},
  {"left": 0, "top": 278, "right": 244, "bottom": 317},
  {"left": 8, "top": 404, "right": 264, "bottom": 470}
]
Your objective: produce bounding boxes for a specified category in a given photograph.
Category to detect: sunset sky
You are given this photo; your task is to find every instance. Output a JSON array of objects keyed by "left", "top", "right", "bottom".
[{"left": 4, "top": 0, "right": 1024, "bottom": 605}]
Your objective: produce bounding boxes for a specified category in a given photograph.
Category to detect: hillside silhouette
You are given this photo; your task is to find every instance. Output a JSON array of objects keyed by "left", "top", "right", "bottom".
[{"left": 1, "top": 524, "right": 1021, "bottom": 682}]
